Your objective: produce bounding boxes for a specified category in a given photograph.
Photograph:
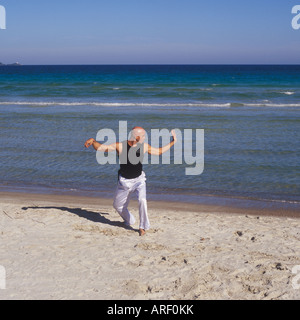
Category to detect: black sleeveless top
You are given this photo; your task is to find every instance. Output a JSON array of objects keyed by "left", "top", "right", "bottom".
[{"left": 118, "top": 140, "right": 144, "bottom": 179}]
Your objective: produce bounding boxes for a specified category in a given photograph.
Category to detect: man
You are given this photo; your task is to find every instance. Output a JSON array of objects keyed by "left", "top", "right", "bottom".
[{"left": 84, "top": 127, "right": 177, "bottom": 236}]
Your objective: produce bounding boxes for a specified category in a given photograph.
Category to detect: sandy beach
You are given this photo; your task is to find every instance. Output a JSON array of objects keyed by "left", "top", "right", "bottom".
[{"left": 0, "top": 191, "right": 299, "bottom": 300}]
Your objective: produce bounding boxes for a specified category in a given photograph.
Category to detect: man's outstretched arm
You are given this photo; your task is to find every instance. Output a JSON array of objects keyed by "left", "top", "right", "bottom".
[
  {"left": 84, "top": 138, "right": 121, "bottom": 153},
  {"left": 145, "top": 129, "right": 177, "bottom": 156}
]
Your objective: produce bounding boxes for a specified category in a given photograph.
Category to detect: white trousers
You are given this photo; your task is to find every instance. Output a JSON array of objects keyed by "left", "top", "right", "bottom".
[{"left": 113, "top": 171, "right": 150, "bottom": 230}]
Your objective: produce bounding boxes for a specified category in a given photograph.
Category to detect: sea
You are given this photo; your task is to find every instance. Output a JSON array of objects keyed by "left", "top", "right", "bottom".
[{"left": 0, "top": 65, "right": 299, "bottom": 212}]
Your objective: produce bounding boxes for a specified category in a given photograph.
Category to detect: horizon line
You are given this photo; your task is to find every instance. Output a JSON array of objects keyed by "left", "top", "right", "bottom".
[{"left": 1, "top": 63, "right": 300, "bottom": 66}]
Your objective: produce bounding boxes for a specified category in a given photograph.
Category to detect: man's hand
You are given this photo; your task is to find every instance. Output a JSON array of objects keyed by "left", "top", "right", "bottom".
[
  {"left": 171, "top": 129, "right": 177, "bottom": 143},
  {"left": 84, "top": 138, "right": 95, "bottom": 148}
]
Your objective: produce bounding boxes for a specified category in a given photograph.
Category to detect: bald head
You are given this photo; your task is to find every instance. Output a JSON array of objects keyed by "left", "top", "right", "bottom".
[{"left": 130, "top": 126, "right": 146, "bottom": 143}]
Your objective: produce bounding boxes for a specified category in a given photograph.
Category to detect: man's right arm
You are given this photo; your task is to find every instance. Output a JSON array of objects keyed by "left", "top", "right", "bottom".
[{"left": 84, "top": 138, "right": 122, "bottom": 154}]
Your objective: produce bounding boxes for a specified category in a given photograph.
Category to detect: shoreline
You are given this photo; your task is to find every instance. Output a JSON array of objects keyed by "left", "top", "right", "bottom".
[
  {"left": 1, "top": 179, "right": 299, "bottom": 216},
  {"left": 0, "top": 190, "right": 299, "bottom": 219}
]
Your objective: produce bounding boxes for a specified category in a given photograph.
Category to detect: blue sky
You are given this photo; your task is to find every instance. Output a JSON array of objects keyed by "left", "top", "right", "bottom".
[{"left": 0, "top": 0, "right": 299, "bottom": 64}]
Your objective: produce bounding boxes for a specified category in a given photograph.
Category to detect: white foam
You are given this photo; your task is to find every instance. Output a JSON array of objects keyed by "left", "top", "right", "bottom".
[
  {"left": 0, "top": 101, "right": 300, "bottom": 108},
  {"left": 0, "top": 101, "right": 232, "bottom": 108},
  {"left": 280, "top": 91, "right": 295, "bottom": 95}
]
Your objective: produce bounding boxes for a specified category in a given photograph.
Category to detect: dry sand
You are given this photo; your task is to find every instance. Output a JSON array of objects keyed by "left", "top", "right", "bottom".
[{"left": 0, "top": 191, "right": 299, "bottom": 300}]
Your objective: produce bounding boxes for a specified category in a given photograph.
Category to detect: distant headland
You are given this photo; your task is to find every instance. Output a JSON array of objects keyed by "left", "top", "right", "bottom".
[{"left": 0, "top": 62, "right": 22, "bottom": 66}]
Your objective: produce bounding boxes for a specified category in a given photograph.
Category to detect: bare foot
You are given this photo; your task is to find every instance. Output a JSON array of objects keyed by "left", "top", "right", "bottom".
[{"left": 139, "top": 228, "right": 146, "bottom": 236}]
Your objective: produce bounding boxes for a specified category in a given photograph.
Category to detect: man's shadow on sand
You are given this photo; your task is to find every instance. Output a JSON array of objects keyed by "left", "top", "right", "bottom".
[{"left": 21, "top": 206, "right": 138, "bottom": 233}]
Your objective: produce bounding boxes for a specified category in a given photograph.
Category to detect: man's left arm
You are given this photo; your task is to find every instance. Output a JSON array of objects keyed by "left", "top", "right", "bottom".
[{"left": 145, "top": 130, "right": 177, "bottom": 156}]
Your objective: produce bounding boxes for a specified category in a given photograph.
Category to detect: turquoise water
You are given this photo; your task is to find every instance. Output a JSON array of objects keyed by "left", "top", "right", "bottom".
[{"left": 0, "top": 65, "right": 299, "bottom": 211}]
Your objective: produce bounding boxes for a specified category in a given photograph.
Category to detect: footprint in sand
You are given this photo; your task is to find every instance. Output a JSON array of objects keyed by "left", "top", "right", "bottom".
[{"left": 134, "top": 243, "right": 167, "bottom": 251}]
